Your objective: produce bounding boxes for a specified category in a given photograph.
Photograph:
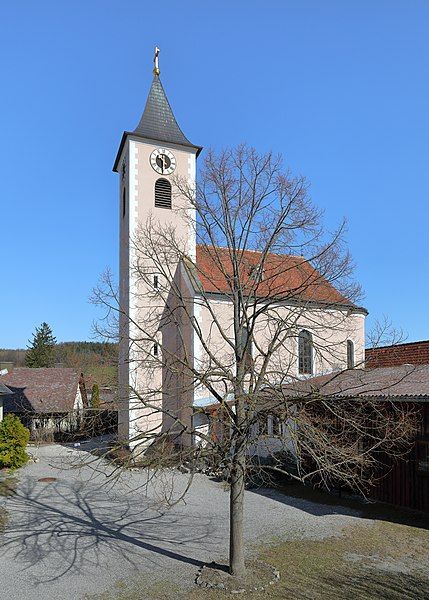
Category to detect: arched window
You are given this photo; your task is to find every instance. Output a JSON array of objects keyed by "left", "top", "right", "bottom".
[
  {"left": 298, "top": 330, "right": 313, "bottom": 375},
  {"left": 347, "top": 340, "right": 355, "bottom": 369},
  {"left": 122, "top": 188, "right": 126, "bottom": 218},
  {"left": 154, "top": 178, "right": 172, "bottom": 209},
  {"left": 238, "top": 326, "right": 253, "bottom": 372}
]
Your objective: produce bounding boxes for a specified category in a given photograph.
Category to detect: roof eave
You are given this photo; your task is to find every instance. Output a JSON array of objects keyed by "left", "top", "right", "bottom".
[
  {"left": 113, "top": 131, "right": 203, "bottom": 172},
  {"left": 193, "top": 289, "right": 368, "bottom": 314}
]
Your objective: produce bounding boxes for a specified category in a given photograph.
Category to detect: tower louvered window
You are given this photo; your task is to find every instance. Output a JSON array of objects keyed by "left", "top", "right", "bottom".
[
  {"left": 298, "top": 330, "right": 313, "bottom": 375},
  {"left": 154, "top": 178, "right": 172, "bottom": 209},
  {"left": 238, "top": 326, "right": 253, "bottom": 372},
  {"left": 347, "top": 340, "right": 355, "bottom": 369}
]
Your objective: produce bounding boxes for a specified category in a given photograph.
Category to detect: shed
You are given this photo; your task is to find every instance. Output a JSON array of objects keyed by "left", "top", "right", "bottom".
[{"left": 0, "top": 368, "right": 86, "bottom": 437}]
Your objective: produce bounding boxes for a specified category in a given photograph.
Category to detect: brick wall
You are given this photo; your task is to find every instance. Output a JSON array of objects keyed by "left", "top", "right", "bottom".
[{"left": 366, "top": 340, "right": 429, "bottom": 368}]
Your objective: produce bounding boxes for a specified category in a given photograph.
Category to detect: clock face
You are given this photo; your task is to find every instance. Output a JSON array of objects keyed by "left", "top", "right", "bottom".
[{"left": 150, "top": 148, "right": 176, "bottom": 175}]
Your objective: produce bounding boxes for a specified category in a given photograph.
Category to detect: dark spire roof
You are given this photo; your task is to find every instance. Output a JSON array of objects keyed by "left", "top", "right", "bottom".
[
  {"left": 113, "top": 63, "right": 202, "bottom": 173},
  {"left": 134, "top": 75, "right": 196, "bottom": 148}
]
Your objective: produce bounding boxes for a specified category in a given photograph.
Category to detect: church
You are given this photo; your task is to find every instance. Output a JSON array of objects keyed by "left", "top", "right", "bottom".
[{"left": 113, "top": 49, "right": 367, "bottom": 450}]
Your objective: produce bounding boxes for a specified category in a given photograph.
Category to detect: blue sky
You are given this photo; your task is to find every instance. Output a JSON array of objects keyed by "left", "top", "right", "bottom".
[{"left": 1, "top": 1, "right": 428, "bottom": 348}]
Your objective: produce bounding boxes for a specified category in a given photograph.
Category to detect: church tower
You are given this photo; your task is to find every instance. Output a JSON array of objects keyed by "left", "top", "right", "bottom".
[{"left": 113, "top": 48, "right": 202, "bottom": 446}]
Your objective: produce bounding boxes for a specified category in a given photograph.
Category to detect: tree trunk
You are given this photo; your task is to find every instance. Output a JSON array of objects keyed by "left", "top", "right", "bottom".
[{"left": 229, "top": 439, "right": 246, "bottom": 577}]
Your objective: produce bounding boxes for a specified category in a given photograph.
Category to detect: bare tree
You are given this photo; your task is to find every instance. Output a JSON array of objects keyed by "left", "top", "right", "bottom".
[{"left": 92, "top": 145, "right": 416, "bottom": 580}]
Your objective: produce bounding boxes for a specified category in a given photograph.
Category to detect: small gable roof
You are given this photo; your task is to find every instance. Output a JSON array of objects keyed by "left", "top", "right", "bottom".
[
  {"left": 0, "top": 368, "right": 81, "bottom": 414},
  {"left": 194, "top": 245, "right": 362, "bottom": 309}
]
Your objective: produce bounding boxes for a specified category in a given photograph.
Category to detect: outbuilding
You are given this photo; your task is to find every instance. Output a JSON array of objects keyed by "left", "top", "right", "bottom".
[{"left": 0, "top": 367, "right": 87, "bottom": 439}]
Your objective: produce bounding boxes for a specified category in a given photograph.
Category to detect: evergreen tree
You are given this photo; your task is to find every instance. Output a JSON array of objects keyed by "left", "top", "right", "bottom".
[
  {"left": 25, "top": 322, "right": 57, "bottom": 368},
  {"left": 91, "top": 383, "right": 101, "bottom": 409}
]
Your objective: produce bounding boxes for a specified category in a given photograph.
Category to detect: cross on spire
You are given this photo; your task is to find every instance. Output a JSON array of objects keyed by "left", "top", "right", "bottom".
[{"left": 153, "top": 46, "right": 160, "bottom": 76}]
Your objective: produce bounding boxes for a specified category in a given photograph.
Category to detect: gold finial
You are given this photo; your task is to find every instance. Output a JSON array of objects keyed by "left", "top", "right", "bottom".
[{"left": 153, "top": 46, "right": 160, "bottom": 76}]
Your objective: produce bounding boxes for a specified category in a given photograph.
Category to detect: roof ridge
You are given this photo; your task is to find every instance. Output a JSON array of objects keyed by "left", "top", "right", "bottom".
[
  {"left": 3, "top": 366, "right": 78, "bottom": 371},
  {"left": 196, "top": 244, "right": 304, "bottom": 260},
  {"left": 367, "top": 340, "right": 429, "bottom": 351}
]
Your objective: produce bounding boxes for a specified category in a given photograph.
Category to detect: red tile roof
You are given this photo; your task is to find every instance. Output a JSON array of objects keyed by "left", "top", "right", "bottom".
[
  {"left": 195, "top": 245, "right": 357, "bottom": 307},
  {"left": 0, "top": 368, "right": 81, "bottom": 414},
  {"left": 366, "top": 341, "right": 429, "bottom": 369}
]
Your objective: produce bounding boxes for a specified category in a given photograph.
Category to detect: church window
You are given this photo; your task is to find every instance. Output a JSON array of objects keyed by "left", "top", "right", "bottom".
[
  {"left": 347, "top": 340, "right": 355, "bottom": 369},
  {"left": 298, "top": 330, "right": 313, "bottom": 375},
  {"left": 153, "top": 343, "right": 159, "bottom": 357},
  {"left": 153, "top": 275, "right": 159, "bottom": 289},
  {"left": 154, "top": 178, "right": 172, "bottom": 209},
  {"left": 238, "top": 326, "right": 253, "bottom": 372},
  {"left": 122, "top": 188, "right": 126, "bottom": 218}
]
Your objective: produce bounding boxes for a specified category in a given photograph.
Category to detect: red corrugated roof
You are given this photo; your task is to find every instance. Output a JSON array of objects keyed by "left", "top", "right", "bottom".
[
  {"left": 195, "top": 245, "right": 354, "bottom": 306},
  {"left": 199, "top": 365, "right": 429, "bottom": 413},
  {"left": 280, "top": 364, "right": 429, "bottom": 400}
]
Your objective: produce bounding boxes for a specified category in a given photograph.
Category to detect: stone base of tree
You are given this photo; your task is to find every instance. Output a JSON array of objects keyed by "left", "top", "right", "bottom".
[{"left": 196, "top": 560, "right": 280, "bottom": 593}]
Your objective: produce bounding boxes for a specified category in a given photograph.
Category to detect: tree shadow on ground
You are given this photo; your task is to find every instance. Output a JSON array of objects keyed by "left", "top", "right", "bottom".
[{"left": 0, "top": 476, "right": 218, "bottom": 584}]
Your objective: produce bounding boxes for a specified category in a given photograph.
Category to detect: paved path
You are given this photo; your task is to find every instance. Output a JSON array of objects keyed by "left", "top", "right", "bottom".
[{"left": 0, "top": 443, "right": 366, "bottom": 599}]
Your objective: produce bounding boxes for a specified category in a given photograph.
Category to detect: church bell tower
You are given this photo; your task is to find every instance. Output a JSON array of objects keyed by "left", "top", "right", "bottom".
[{"left": 113, "top": 48, "right": 202, "bottom": 446}]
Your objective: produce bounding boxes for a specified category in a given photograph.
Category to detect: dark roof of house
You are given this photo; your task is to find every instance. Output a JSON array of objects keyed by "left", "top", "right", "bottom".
[
  {"left": 281, "top": 364, "right": 429, "bottom": 400},
  {"left": 193, "top": 245, "right": 365, "bottom": 311},
  {"left": 366, "top": 340, "right": 429, "bottom": 369},
  {"left": 0, "top": 368, "right": 81, "bottom": 414}
]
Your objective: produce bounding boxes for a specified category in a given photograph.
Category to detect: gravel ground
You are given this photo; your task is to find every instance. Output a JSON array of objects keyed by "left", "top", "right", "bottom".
[{"left": 0, "top": 442, "right": 369, "bottom": 600}]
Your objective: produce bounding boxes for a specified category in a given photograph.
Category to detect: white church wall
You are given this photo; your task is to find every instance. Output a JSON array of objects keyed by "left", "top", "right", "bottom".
[{"left": 193, "top": 296, "right": 366, "bottom": 406}]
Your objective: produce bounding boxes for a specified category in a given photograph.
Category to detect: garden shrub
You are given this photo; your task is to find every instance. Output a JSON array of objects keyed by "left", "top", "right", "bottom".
[{"left": 0, "top": 414, "right": 30, "bottom": 470}]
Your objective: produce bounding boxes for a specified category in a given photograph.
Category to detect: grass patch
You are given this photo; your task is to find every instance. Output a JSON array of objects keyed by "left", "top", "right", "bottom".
[
  {"left": 183, "top": 520, "right": 429, "bottom": 600},
  {"left": 253, "top": 521, "right": 429, "bottom": 600},
  {"left": 87, "top": 519, "right": 429, "bottom": 600}
]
